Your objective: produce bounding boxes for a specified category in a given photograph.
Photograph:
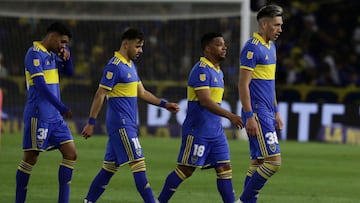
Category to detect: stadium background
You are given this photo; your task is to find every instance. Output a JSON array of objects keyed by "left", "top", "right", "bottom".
[{"left": 0, "top": 0, "right": 359, "bottom": 143}]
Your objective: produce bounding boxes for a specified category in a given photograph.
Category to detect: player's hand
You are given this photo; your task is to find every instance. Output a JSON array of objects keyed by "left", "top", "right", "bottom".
[
  {"left": 246, "top": 117, "right": 259, "bottom": 136},
  {"left": 275, "top": 112, "right": 283, "bottom": 130},
  {"left": 58, "top": 47, "right": 71, "bottom": 61},
  {"left": 82, "top": 124, "right": 94, "bottom": 139},
  {"left": 62, "top": 110, "right": 73, "bottom": 119},
  {"left": 165, "top": 102, "right": 180, "bottom": 113},
  {"left": 230, "top": 114, "right": 244, "bottom": 129}
]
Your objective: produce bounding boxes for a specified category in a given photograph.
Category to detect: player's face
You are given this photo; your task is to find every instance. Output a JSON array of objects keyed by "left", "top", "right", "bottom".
[
  {"left": 127, "top": 39, "right": 144, "bottom": 60},
  {"left": 49, "top": 33, "right": 70, "bottom": 54},
  {"left": 264, "top": 16, "right": 283, "bottom": 41},
  {"left": 209, "top": 37, "right": 227, "bottom": 61}
]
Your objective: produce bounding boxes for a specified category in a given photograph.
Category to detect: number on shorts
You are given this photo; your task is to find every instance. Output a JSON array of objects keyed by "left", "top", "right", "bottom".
[
  {"left": 193, "top": 144, "right": 205, "bottom": 157},
  {"left": 131, "top": 137, "right": 142, "bottom": 149},
  {"left": 265, "top": 131, "right": 279, "bottom": 145},
  {"left": 37, "top": 128, "right": 48, "bottom": 140}
]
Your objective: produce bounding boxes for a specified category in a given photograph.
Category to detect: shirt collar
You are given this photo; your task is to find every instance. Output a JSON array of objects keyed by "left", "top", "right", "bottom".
[
  {"left": 33, "top": 41, "right": 51, "bottom": 55},
  {"left": 114, "top": 52, "right": 132, "bottom": 67},
  {"left": 253, "top": 32, "right": 271, "bottom": 49},
  {"left": 200, "top": 57, "right": 220, "bottom": 72}
]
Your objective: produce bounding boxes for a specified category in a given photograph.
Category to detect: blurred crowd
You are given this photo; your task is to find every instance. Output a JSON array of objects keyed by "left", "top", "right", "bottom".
[
  {"left": 276, "top": 0, "right": 360, "bottom": 87},
  {"left": 0, "top": 0, "right": 359, "bottom": 88}
]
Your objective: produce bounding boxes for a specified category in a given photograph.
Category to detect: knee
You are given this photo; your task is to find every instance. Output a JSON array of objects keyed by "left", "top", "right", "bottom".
[
  {"left": 216, "top": 163, "right": 233, "bottom": 179},
  {"left": 130, "top": 160, "right": 146, "bottom": 173},
  {"left": 63, "top": 151, "right": 77, "bottom": 161},
  {"left": 257, "top": 161, "right": 281, "bottom": 179},
  {"left": 103, "top": 161, "right": 119, "bottom": 173},
  {"left": 216, "top": 163, "right": 232, "bottom": 172},
  {"left": 23, "top": 151, "right": 39, "bottom": 165},
  {"left": 177, "top": 165, "right": 195, "bottom": 178},
  {"left": 60, "top": 142, "right": 77, "bottom": 161}
]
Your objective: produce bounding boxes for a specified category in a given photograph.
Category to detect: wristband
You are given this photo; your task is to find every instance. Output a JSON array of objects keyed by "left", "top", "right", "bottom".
[
  {"left": 88, "top": 117, "right": 96, "bottom": 125},
  {"left": 244, "top": 111, "right": 254, "bottom": 119},
  {"left": 159, "top": 99, "right": 167, "bottom": 108},
  {"left": 274, "top": 106, "right": 279, "bottom": 113}
]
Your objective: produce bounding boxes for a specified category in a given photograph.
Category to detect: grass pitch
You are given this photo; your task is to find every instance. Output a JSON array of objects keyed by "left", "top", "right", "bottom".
[{"left": 0, "top": 133, "right": 359, "bottom": 203}]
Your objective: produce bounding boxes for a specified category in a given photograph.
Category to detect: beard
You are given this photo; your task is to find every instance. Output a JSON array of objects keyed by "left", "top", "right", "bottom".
[{"left": 217, "top": 55, "right": 226, "bottom": 61}]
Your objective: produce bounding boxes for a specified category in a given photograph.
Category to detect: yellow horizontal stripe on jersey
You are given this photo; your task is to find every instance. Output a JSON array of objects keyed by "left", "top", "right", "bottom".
[
  {"left": 25, "top": 69, "right": 59, "bottom": 86},
  {"left": 240, "top": 65, "right": 253, "bottom": 72},
  {"left": 210, "top": 87, "right": 224, "bottom": 103},
  {"left": 107, "top": 81, "right": 139, "bottom": 97},
  {"left": 187, "top": 86, "right": 223, "bottom": 103},
  {"left": 43, "top": 69, "right": 59, "bottom": 84},
  {"left": 99, "top": 84, "right": 112, "bottom": 91},
  {"left": 188, "top": 86, "right": 208, "bottom": 101},
  {"left": 252, "top": 64, "right": 276, "bottom": 80},
  {"left": 25, "top": 71, "right": 38, "bottom": 86}
]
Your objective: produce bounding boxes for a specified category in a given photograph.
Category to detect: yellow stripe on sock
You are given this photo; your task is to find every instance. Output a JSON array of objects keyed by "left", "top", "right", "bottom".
[{"left": 18, "top": 160, "right": 33, "bottom": 174}]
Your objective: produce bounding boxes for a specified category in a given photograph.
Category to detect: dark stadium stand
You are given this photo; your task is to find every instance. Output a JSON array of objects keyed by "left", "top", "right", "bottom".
[
  {"left": 343, "top": 91, "right": 360, "bottom": 105},
  {"left": 61, "top": 83, "right": 93, "bottom": 117},
  {"left": 161, "top": 86, "right": 187, "bottom": 102},
  {"left": 276, "top": 88, "right": 302, "bottom": 102},
  {"left": 306, "top": 89, "right": 340, "bottom": 104}
]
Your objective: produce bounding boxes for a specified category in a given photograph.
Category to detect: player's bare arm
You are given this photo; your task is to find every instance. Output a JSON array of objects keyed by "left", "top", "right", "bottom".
[
  {"left": 239, "top": 68, "right": 259, "bottom": 136},
  {"left": 137, "top": 83, "right": 180, "bottom": 113},
  {"left": 196, "top": 88, "right": 243, "bottom": 128},
  {"left": 82, "top": 86, "right": 108, "bottom": 139},
  {"left": 273, "top": 96, "right": 283, "bottom": 130}
]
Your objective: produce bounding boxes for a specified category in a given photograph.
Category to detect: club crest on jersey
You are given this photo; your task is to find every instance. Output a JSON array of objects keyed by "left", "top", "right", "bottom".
[
  {"left": 37, "top": 140, "right": 44, "bottom": 148},
  {"left": 136, "top": 148, "right": 143, "bottom": 156},
  {"left": 33, "top": 59, "right": 40, "bottom": 66},
  {"left": 246, "top": 51, "right": 253, "bottom": 59},
  {"left": 199, "top": 74, "right": 206, "bottom": 81},
  {"left": 106, "top": 71, "right": 113, "bottom": 80},
  {"left": 191, "top": 155, "right": 198, "bottom": 164},
  {"left": 270, "top": 144, "right": 277, "bottom": 152}
]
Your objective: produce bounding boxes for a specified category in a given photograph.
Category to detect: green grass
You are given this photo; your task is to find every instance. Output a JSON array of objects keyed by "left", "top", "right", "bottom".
[{"left": 1, "top": 133, "right": 359, "bottom": 203}]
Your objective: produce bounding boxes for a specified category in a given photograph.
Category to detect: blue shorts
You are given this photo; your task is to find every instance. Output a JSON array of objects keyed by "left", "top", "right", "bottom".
[
  {"left": 104, "top": 126, "right": 144, "bottom": 166},
  {"left": 23, "top": 117, "right": 73, "bottom": 151},
  {"left": 177, "top": 132, "right": 231, "bottom": 169},
  {"left": 244, "top": 112, "right": 281, "bottom": 160}
]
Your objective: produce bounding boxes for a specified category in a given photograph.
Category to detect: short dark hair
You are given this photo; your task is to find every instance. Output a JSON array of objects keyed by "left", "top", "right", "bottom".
[
  {"left": 46, "top": 22, "right": 72, "bottom": 38},
  {"left": 121, "top": 28, "right": 144, "bottom": 42},
  {"left": 201, "top": 32, "right": 223, "bottom": 50},
  {"left": 256, "top": 4, "right": 283, "bottom": 21}
]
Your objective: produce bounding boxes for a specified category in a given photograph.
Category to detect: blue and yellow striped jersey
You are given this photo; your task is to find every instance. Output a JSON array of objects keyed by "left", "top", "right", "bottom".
[
  {"left": 183, "top": 57, "right": 224, "bottom": 138},
  {"left": 240, "top": 32, "right": 276, "bottom": 112},
  {"left": 24, "top": 41, "right": 62, "bottom": 122},
  {"left": 100, "top": 52, "right": 141, "bottom": 133}
]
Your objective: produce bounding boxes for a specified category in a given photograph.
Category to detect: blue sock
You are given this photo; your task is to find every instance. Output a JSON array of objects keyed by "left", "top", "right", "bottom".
[
  {"left": 15, "top": 161, "right": 32, "bottom": 203},
  {"left": 58, "top": 159, "right": 75, "bottom": 203},
  {"left": 240, "top": 161, "right": 280, "bottom": 202},
  {"left": 244, "top": 175, "right": 252, "bottom": 188},
  {"left": 243, "top": 176, "right": 259, "bottom": 203},
  {"left": 133, "top": 171, "right": 155, "bottom": 203},
  {"left": 85, "top": 168, "right": 114, "bottom": 202},
  {"left": 158, "top": 168, "right": 185, "bottom": 203},
  {"left": 242, "top": 164, "right": 258, "bottom": 203},
  {"left": 240, "top": 172, "right": 266, "bottom": 202},
  {"left": 217, "top": 178, "right": 235, "bottom": 203}
]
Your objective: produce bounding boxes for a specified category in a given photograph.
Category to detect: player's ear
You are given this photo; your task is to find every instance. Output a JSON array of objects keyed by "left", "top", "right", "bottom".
[
  {"left": 122, "top": 39, "right": 128, "bottom": 49},
  {"left": 205, "top": 45, "right": 211, "bottom": 52}
]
